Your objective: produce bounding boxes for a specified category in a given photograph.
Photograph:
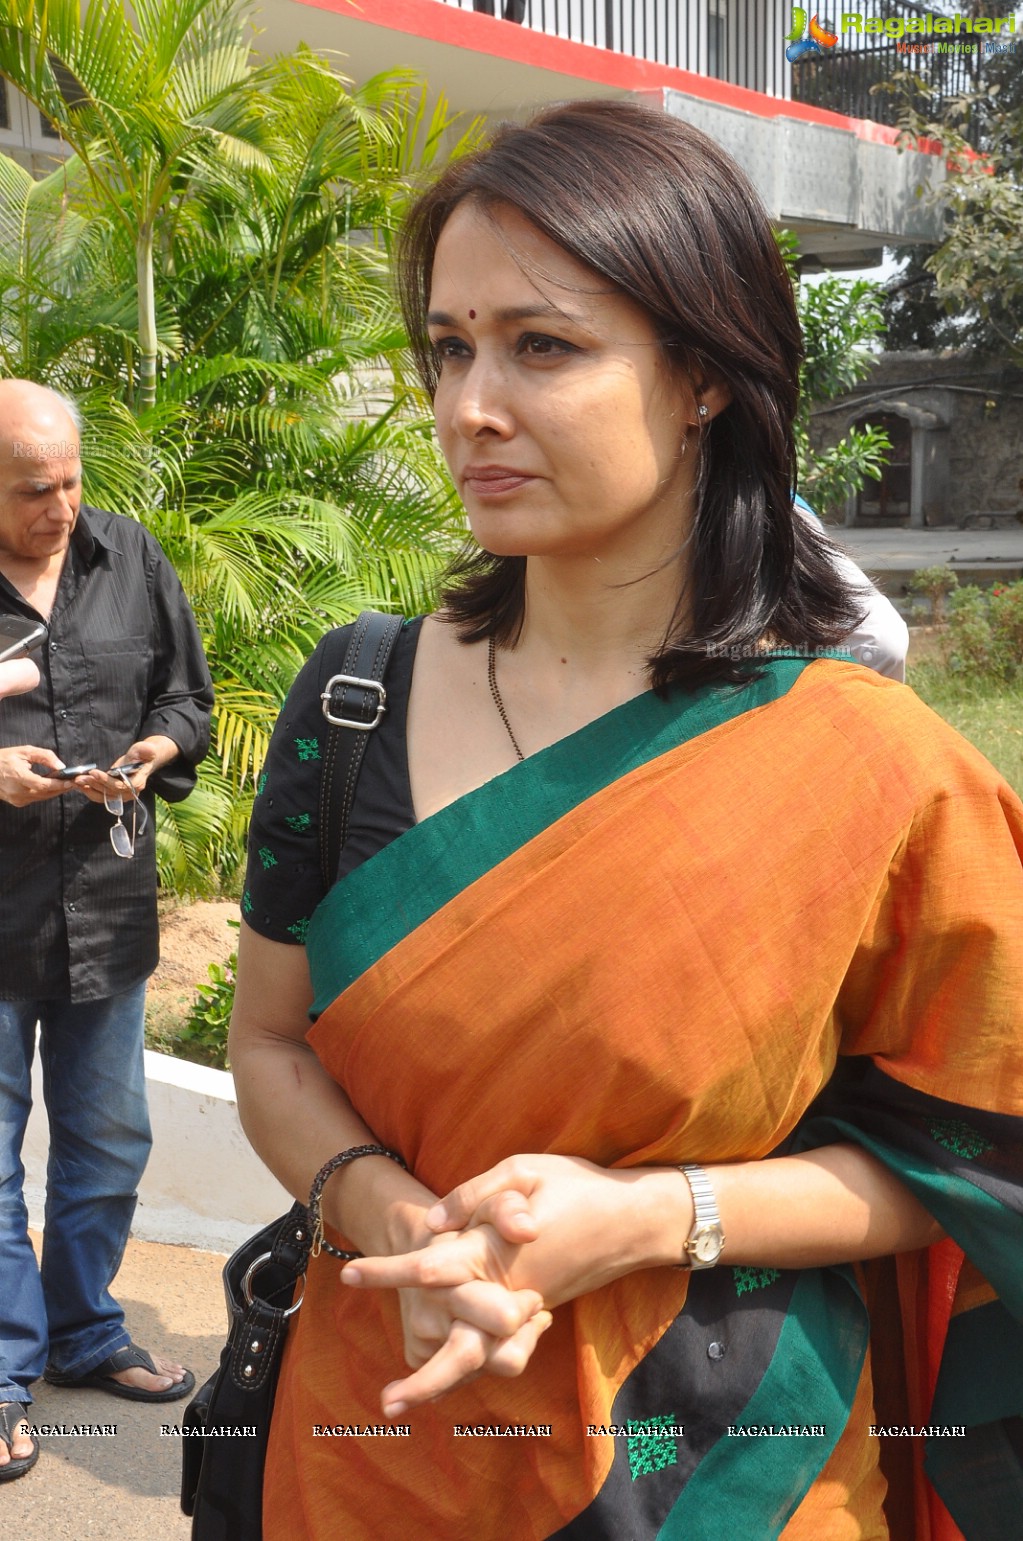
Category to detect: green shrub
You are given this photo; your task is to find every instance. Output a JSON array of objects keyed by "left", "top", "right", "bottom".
[
  {"left": 991, "top": 581, "right": 1023, "bottom": 667},
  {"left": 779, "top": 232, "right": 892, "bottom": 518},
  {"left": 908, "top": 565, "right": 959, "bottom": 623},
  {"left": 943, "top": 581, "right": 1023, "bottom": 682},
  {"left": 173, "top": 922, "right": 239, "bottom": 1070}
]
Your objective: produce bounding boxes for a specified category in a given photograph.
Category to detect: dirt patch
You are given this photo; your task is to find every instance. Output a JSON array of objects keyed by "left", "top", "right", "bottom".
[
  {"left": 907, "top": 625, "right": 946, "bottom": 668},
  {"left": 147, "top": 898, "right": 238, "bottom": 1035}
]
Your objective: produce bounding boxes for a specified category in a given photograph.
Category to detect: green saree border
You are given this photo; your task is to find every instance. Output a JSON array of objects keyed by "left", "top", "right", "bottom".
[
  {"left": 307, "top": 655, "right": 825, "bottom": 1014},
  {"left": 797, "top": 1115, "right": 1023, "bottom": 1529},
  {"left": 656, "top": 1268, "right": 867, "bottom": 1541},
  {"left": 797, "top": 1117, "right": 1023, "bottom": 1317}
]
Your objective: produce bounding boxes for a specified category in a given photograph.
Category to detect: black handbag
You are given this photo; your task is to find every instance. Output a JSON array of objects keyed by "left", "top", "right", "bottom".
[
  {"left": 181, "top": 611, "right": 405, "bottom": 1539},
  {"left": 180, "top": 1205, "right": 310, "bottom": 1537}
]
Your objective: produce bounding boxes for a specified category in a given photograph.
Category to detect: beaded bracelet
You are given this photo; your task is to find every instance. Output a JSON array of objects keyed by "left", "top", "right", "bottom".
[{"left": 308, "top": 1143, "right": 408, "bottom": 1260}]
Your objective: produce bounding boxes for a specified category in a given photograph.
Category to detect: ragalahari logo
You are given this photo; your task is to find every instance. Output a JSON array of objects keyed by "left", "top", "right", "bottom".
[{"left": 785, "top": 8, "right": 839, "bottom": 61}]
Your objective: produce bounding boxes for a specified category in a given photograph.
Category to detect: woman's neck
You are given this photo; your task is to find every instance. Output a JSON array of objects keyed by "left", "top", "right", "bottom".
[{"left": 514, "top": 549, "right": 689, "bottom": 681}]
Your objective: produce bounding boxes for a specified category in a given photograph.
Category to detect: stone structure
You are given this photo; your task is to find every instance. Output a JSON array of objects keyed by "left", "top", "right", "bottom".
[{"left": 810, "top": 351, "right": 1023, "bottom": 528}]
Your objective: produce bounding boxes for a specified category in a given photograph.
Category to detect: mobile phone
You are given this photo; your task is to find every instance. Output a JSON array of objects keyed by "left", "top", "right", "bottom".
[
  {"left": 0, "top": 615, "right": 48, "bottom": 664},
  {"left": 31, "top": 762, "right": 99, "bottom": 779}
]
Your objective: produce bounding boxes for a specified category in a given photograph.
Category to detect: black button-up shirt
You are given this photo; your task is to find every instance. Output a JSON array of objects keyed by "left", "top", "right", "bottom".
[{"left": 0, "top": 507, "right": 213, "bottom": 1001}]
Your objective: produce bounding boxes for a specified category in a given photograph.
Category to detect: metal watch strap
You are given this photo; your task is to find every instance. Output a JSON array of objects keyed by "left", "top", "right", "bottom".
[
  {"left": 679, "top": 1162, "right": 725, "bottom": 1269},
  {"left": 318, "top": 610, "right": 405, "bottom": 888}
]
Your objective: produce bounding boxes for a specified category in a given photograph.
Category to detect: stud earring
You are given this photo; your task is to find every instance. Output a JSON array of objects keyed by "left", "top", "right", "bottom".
[{"left": 698, "top": 403, "right": 709, "bottom": 420}]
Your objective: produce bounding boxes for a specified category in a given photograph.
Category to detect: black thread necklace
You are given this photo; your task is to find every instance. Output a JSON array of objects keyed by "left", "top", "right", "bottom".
[{"left": 487, "top": 636, "right": 525, "bottom": 763}]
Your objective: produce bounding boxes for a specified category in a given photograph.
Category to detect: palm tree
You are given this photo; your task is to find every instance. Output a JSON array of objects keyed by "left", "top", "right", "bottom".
[
  {"left": 0, "top": 0, "right": 272, "bottom": 409},
  {"left": 0, "top": 1, "right": 471, "bottom": 890}
]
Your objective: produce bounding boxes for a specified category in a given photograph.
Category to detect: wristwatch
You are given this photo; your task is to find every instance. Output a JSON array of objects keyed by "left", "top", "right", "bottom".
[{"left": 678, "top": 1163, "right": 725, "bottom": 1269}]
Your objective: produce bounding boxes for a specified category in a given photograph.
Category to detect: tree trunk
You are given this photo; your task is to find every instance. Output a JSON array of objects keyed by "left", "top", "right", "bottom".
[{"left": 136, "top": 221, "right": 158, "bottom": 412}]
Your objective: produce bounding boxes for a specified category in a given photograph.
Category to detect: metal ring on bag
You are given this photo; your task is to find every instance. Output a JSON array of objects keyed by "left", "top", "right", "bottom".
[{"left": 240, "top": 1252, "right": 306, "bottom": 1317}]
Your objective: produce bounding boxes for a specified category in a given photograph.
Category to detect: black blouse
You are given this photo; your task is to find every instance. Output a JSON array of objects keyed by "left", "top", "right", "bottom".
[{"left": 242, "top": 617, "right": 422, "bottom": 945}]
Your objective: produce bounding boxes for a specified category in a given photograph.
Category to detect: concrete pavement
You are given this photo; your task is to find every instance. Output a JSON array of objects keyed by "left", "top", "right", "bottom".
[
  {"left": 4, "top": 1235, "right": 225, "bottom": 1540},
  {"left": 835, "top": 524, "right": 1023, "bottom": 590}
]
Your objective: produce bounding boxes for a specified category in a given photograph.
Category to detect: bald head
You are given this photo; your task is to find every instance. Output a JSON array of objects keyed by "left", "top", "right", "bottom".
[
  {"left": 0, "top": 380, "right": 82, "bottom": 463},
  {"left": 0, "top": 380, "right": 83, "bottom": 571}
]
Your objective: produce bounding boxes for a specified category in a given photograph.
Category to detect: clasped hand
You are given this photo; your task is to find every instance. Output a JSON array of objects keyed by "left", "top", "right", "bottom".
[{"left": 342, "top": 1154, "right": 683, "bottom": 1416}]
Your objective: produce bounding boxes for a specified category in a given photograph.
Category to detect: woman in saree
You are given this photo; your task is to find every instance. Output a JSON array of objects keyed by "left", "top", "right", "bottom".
[{"left": 229, "top": 100, "right": 1023, "bottom": 1540}]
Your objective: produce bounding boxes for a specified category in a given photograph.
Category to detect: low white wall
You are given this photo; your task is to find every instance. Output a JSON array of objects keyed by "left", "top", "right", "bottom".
[{"left": 24, "top": 1046, "right": 291, "bottom": 1254}]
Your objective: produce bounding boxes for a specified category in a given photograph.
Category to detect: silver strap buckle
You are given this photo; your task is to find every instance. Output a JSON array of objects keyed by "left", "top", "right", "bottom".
[
  {"left": 320, "top": 674, "right": 387, "bottom": 730},
  {"left": 240, "top": 1252, "right": 306, "bottom": 1317}
]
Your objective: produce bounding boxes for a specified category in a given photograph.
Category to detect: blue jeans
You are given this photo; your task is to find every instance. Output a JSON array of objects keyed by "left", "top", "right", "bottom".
[{"left": 0, "top": 984, "right": 151, "bottom": 1403}]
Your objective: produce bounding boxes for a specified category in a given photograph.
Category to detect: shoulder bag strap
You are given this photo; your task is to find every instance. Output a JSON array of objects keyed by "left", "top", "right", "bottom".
[{"left": 317, "top": 610, "right": 405, "bottom": 889}]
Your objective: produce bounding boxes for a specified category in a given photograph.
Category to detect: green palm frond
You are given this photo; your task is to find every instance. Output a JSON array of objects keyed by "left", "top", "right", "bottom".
[
  {"left": 155, "top": 762, "right": 240, "bottom": 894},
  {"left": 209, "top": 681, "right": 276, "bottom": 787}
]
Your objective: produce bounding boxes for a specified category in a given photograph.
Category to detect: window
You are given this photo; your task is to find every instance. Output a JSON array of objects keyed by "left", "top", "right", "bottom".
[{"left": 40, "top": 56, "right": 89, "bottom": 137}]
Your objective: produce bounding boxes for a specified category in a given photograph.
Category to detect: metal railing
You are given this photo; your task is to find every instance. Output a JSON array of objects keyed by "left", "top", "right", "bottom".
[
  {"left": 789, "top": 1, "right": 984, "bottom": 141},
  {"left": 459, "top": 0, "right": 787, "bottom": 95},
  {"left": 449, "top": 0, "right": 993, "bottom": 140}
]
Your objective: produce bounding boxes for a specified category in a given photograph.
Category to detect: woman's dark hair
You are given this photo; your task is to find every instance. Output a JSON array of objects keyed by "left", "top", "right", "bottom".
[{"left": 398, "top": 98, "right": 865, "bottom": 690}]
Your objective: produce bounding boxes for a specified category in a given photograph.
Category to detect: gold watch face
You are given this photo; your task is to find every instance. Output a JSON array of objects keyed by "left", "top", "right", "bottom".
[{"left": 690, "top": 1227, "right": 724, "bottom": 1264}]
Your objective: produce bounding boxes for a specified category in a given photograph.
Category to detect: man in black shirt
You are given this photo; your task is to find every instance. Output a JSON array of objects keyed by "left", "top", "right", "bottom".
[{"left": 0, "top": 380, "right": 213, "bottom": 1479}]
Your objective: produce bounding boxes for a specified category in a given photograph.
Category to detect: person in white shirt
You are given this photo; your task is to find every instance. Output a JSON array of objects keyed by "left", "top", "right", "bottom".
[{"left": 794, "top": 494, "right": 908, "bottom": 681}]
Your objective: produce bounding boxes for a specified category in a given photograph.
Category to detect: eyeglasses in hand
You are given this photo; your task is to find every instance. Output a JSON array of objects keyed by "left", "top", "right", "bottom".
[{"left": 103, "top": 768, "right": 148, "bottom": 859}]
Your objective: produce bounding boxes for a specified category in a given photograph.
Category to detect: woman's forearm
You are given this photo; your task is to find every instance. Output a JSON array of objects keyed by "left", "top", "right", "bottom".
[
  {"left": 422, "top": 1143, "right": 945, "bottom": 1296},
  {"left": 230, "top": 1035, "right": 419, "bottom": 1246},
  {"left": 229, "top": 926, "right": 435, "bottom": 1256},
  {"left": 631, "top": 1143, "right": 944, "bottom": 1272},
  {"left": 340, "top": 1142, "right": 947, "bottom": 1411}
]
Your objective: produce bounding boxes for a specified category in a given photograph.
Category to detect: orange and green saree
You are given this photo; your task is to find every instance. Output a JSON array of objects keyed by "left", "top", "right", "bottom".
[{"left": 265, "top": 656, "right": 1023, "bottom": 1540}]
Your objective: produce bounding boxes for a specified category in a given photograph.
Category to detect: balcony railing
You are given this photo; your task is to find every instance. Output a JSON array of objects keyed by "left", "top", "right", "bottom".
[
  {"left": 788, "top": 1, "right": 983, "bottom": 141},
  {"left": 453, "top": 0, "right": 988, "bottom": 141},
  {"left": 458, "top": 0, "right": 788, "bottom": 96}
]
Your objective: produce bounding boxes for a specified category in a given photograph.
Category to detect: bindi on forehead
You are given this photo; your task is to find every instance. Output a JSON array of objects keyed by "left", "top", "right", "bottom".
[{"left": 468, "top": 309, "right": 476, "bottom": 320}]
